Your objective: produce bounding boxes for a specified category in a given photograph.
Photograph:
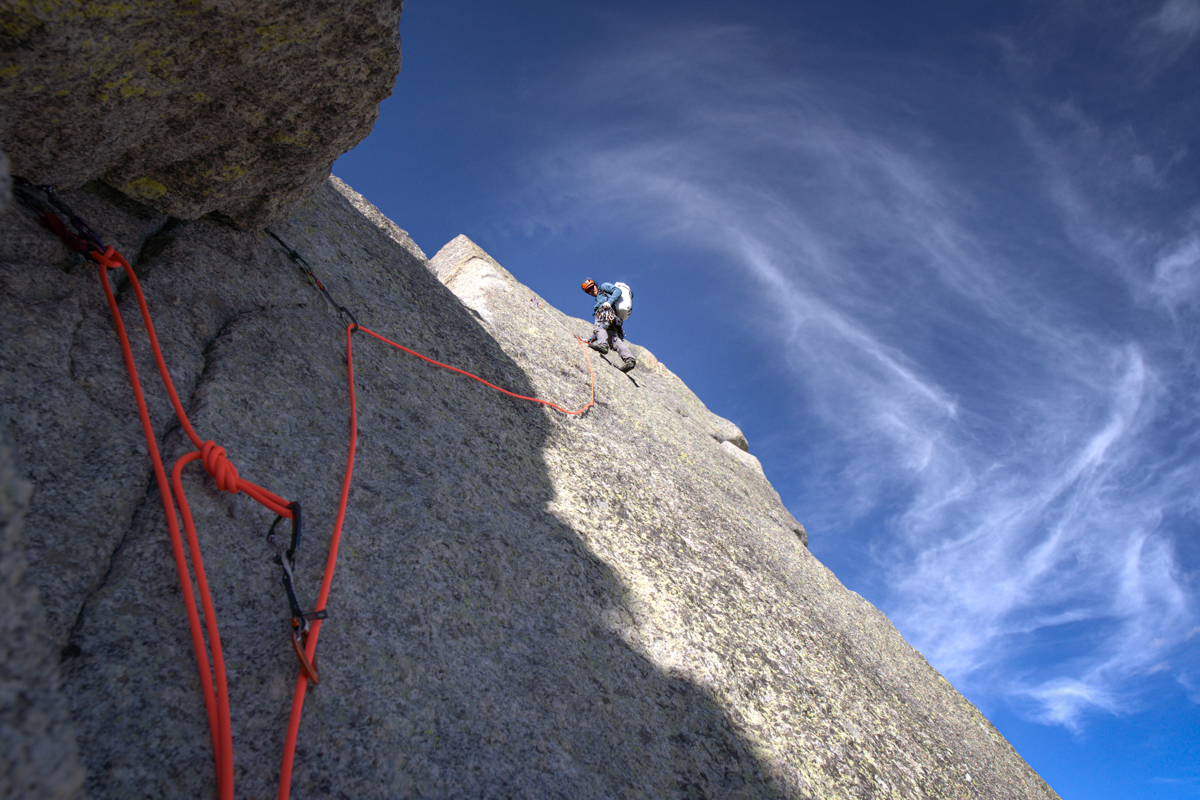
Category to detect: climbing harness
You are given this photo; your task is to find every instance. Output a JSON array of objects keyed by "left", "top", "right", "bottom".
[{"left": 19, "top": 184, "right": 599, "bottom": 800}]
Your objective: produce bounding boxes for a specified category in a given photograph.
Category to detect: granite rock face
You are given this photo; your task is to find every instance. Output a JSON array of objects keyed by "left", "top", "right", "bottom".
[
  {"left": 0, "top": 434, "right": 85, "bottom": 800},
  {"left": 0, "top": 1, "right": 403, "bottom": 227},
  {"left": 1, "top": 149, "right": 10, "bottom": 209},
  {"left": 1, "top": 176, "right": 1059, "bottom": 799}
]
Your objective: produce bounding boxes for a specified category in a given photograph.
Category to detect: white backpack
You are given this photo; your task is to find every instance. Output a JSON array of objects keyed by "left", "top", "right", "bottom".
[{"left": 612, "top": 281, "right": 633, "bottom": 320}]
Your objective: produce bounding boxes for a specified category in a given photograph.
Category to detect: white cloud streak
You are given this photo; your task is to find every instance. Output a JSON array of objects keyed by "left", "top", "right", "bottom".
[
  {"left": 512, "top": 22, "right": 1199, "bottom": 730},
  {"left": 1149, "top": 0, "right": 1200, "bottom": 40}
]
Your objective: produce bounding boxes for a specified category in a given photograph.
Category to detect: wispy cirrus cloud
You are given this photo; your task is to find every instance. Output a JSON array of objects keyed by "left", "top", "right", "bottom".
[
  {"left": 1152, "top": 233, "right": 1200, "bottom": 310},
  {"left": 509, "top": 21, "right": 1199, "bottom": 730},
  {"left": 1140, "top": 0, "right": 1200, "bottom": 52}
]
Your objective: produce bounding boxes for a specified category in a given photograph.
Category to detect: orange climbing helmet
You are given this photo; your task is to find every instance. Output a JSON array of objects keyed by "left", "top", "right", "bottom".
[{"left": 582, "top": 278, "right": 598, "bottom": 295}]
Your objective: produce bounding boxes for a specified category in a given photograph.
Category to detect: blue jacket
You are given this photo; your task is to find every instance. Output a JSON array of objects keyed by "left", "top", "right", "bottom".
[{"left": 592, "top": 282, "right": 625, "bottom": 317}]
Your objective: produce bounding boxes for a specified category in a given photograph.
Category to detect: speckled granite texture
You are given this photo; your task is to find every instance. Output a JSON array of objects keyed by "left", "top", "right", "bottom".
[
  {"left": 0, "top": 435, "right": 85, "bottom": 800},
  {"left": 0, "top": 149, "right": 10, "bottom": 210},
  {"left": 1, "top": 1, "right": 403, "bottom": 227},
  {"left": 0, "top": 176, "right": 1058, "bottom": 798}
]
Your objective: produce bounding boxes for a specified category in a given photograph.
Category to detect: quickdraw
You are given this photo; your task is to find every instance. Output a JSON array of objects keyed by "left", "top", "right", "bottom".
[
  {"left": 23, "top": 187, "right": 598, "bottom": 800},
  {"left": 17, "top": 180, "right": 320, "bottom": 800},
  {"left": 267, "top": 504, "right": 326, "bottom": 684},
  {"left": 266, "top": 227, "right": 358, "bottom": 330},
  {"left": 14, "top": 177, "right": 104, "bottom": 255}
]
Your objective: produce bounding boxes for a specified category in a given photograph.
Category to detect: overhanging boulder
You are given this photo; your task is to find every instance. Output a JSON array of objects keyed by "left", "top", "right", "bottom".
[{"left": 1, "top": 1, "right": 403, "bottom": 227}]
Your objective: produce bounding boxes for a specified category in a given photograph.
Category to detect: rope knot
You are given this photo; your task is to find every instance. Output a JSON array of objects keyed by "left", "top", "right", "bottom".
[
  {"left": 92, "top": 245, "right": 120, "bottom": 268},
  {"left": 200, "top": 441, "right": 240, "bottom": 494}
]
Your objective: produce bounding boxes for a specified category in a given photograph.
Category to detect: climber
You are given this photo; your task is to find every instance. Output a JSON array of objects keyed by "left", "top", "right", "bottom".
[{"left": 582, "top": 278, "right": 636, "bottom": 373}]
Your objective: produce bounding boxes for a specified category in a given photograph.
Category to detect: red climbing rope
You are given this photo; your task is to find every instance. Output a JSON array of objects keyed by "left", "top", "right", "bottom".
[
  {"left": 277, "top": 323, "right": 358, "bottom": 800},
  {"left": 357, "top": 325, "right": 596, "bottom": 415},
  {"left": 91, "top": 244, "right": 298, "bottom": 800},
  {"left": 32, "top": 194, "right": 597, "bottom": 800},
  {"left": 276, "top": 322, "right": 594, "bottom": 798}
]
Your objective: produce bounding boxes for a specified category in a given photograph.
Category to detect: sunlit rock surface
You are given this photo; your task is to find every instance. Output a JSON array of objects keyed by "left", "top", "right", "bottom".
[
  {"left": 0, "top": 174, "right": 1058, "bottom": 798},
  {"left": 0, "top": 1, "right": 403, "bottom": 227}
]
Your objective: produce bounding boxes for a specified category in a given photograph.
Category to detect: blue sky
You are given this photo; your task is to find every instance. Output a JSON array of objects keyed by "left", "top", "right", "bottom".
[{"left": 333, "top": 1, "right": 1200, "bottom": 797}]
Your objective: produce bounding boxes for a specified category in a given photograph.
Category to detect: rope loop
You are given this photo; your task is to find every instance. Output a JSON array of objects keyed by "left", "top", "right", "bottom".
[
  {"left": 200, "top": 441, "right": 241, "bottom": 494},
  {"left": 92, "top": 245, "right": 123, "bottom": 270}
]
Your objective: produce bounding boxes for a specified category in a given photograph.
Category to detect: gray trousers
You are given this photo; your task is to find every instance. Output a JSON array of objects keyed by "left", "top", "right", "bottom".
[{"left": 591, "top": 320, "right": 633, "bottom": 361}]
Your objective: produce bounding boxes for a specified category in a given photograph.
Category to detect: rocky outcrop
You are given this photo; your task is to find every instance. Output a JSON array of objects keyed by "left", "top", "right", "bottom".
[
  {"left": 0, "top": 1, "right": 403, "bottom": 227},
  {"left": 1, "top": 5, "right": 1058, "bottom": 794},
  {"left": 1, "top": 174, "right": 1058, "bottom": 798}
]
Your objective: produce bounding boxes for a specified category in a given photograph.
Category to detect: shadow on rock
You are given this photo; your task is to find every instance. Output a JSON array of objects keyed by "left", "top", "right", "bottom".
[{"left": 12, "top": 179, "right": 786, "bottom": 798}]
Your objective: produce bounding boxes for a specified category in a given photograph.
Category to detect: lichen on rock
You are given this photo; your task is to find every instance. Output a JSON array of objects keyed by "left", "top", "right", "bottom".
[
  {"left": 0, "top": 1, "right": 404, "bottom": 227},
  {"left": 0, "top": 2, "right": 1060, "bottom": 794}
]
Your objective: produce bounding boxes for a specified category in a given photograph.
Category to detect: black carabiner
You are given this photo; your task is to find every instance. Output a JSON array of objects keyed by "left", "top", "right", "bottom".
[{"left": 268, "top": 502, "right": 305, "bottom": 620}]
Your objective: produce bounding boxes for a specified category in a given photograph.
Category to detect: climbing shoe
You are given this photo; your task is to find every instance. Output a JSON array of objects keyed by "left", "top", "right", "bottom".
[
  {"left": 620, "top": 358, "right": 637, "bottom": 373},
  {"left": 588, "top": 342, "right": 610, "bottom": 354}
]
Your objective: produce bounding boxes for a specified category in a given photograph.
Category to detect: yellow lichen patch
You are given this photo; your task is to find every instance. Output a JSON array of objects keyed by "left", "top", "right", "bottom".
[
  {"left": 192, "top": 92, "right": 206, "bottom": 102},
  {"left": 54, "top": 88, "right": 70, "bottom": 96},
  {"left": 219, "top": 165, "right": 246, "bottom": 181},
  {"left": 253, "top": 18, "right": 329, "bottom": 51},
  {"left": 0, "top": 63, "right": 26, "bottom": 80},
  {"left": 123, "top": 176, "right": 168, "bottom": 200},
  {"left": 240, "top": 108, "right": 266, "bottom": 126},
  {"left": 102, "top": 70, "right": 146, "bottom": 98},
  {"left": 0, "top": 0, "right": 53, "bottom": 39},
  {"left": 80, "top": 3, "right": 140, "bottom": 20}
]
